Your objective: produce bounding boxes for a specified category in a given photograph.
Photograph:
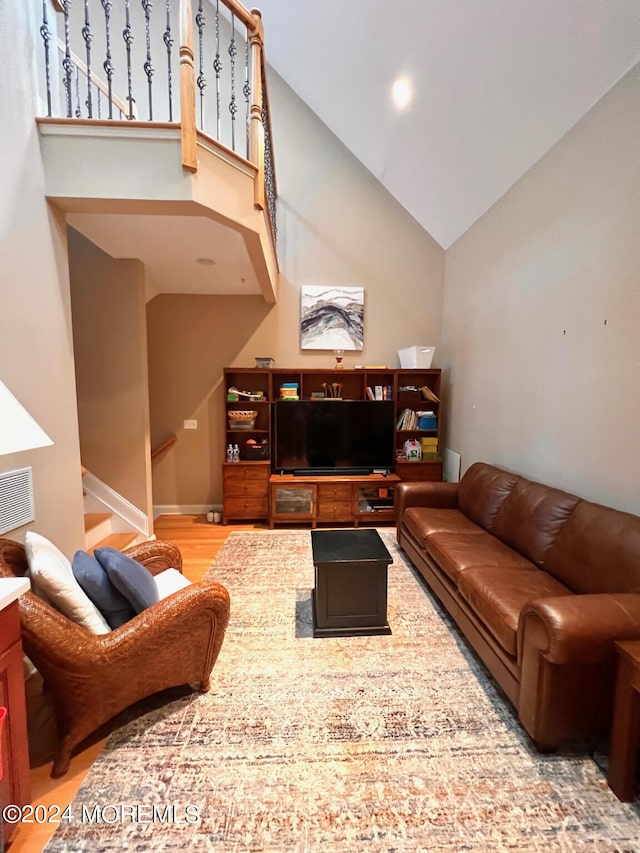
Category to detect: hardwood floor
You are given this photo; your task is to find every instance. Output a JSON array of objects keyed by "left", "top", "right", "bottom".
[{"left": 7, "top": 515, "right": 264, "bottom": 853}]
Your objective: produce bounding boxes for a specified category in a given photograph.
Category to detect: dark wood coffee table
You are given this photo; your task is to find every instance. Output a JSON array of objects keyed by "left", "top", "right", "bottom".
[{"left": 311, "top": 529, "right": 392, "bottom": 637}]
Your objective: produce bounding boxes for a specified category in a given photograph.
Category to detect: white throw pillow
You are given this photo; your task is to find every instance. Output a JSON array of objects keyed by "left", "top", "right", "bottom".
[
  {"left": 25, "top": 532, "right": 110, "bottom": 634},
  {"left": 153, "top": 568, "right": 192, "bottom": 600}
]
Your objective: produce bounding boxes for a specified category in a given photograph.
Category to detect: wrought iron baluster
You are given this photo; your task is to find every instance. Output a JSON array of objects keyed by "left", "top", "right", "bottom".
[
  {"left": 82, "top": 0, "right": 93, "bottom": 117},
  {"left": 244, "top": 27, "right": 251, "bottom": 159},
  {"left": 196, "top": 0, "right": 206, "bottom": 129},
  {"left": 141, "top": 0, "right": 154, "bottom": 120},
  {"left": 123, "top": 0, "right": 134, "bottom": 119},
  {"left": 213, "top": 0, "right": 221, "bottom": 140},
  {"left": 74, "top": 64, "right": 82, "bottom": 117},
  {"left": 61, "top": 0, "right": 73, "bottom": 117},
  {"left": 262, "top": 88, "right": 277, "bottom": 239},
  {"left": 97, "top": 88, "right": 102, "bottom": 119},
  {"left": 229, "top": 13, "right": 237, "bottom": 151},
  {"left": 163, "top": 0, "right": 174, "bottom": 121},
  {"left": 101, "top": 0, "right": 114, "bottom": 119},
  {"left": 40, "top": 0, "right": 53, "bottom": 116}
]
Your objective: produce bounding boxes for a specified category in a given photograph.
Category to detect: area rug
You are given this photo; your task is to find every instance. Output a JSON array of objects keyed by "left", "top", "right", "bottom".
[{"left": 46, "top": 529, "right": 640, "bottom": 852}]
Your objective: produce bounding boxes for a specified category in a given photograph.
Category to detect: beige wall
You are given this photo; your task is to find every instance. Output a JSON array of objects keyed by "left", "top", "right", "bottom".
[
  {"left": 69, "top": 230, "right": 153, "bottom": 518},
  {"left": 0, "top": 2, "right": 85, "bottom": 554},
  {"left": 148, "top": 71, "right": 445, "bottom": 508},
  {"left": 441, "top": 65, "right": 640, "bottom": 513}
]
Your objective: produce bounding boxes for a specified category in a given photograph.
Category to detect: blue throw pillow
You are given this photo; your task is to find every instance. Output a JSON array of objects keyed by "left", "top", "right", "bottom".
[
  {"left": 94, "top": 547, "right": 159, "bottom": 614},
  {"left": 72, "top": 550, "right": 136, "bottom": 629}
]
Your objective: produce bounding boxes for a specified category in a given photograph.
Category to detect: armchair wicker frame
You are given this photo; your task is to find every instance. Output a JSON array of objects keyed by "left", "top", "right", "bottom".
[{"left": 0, "top": 538, "right": 230, "bottom": 778}]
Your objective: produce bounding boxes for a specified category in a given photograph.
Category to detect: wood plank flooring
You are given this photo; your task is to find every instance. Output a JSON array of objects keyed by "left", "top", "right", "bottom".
[{"left": 7, "top": 516, "right": 264, "bottom": 853}]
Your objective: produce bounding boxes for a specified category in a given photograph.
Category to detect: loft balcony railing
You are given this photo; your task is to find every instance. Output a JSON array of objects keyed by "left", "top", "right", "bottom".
[{"left": 39, "top": 0, "right": 277, "bottom": 239}]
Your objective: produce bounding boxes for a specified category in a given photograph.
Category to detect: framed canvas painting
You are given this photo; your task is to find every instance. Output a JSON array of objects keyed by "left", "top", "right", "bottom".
[{"left": 300, "top": 286, "right": 364, "bottom": 350}]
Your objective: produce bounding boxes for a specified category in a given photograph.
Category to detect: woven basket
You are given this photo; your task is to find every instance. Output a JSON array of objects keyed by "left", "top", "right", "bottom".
[{"left": 228, "top": 410, "right": 258, "bottom": 422}]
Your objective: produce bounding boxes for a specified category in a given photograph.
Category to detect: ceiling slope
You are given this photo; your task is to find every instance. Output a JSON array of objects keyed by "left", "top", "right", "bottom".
[{"left": 257, "top": 0, "right": 640, "bottom": 248}]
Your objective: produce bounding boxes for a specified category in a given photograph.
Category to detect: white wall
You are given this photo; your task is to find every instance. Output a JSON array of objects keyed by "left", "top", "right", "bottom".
[
  {"left": 233, "top": 69, "right": 445, "bottom": 369},
  {"left": 69, "top": 230, "right": 153, "bottom": 521},
  {"left": 0, "top": 1, "right": 85, "bottom": 554},
  {"left": 441, "top": 65, "right": 640, "bottom": 513}
]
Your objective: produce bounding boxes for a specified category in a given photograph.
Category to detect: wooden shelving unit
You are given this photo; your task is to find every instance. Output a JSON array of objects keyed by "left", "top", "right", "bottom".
[{"left": 222, "top": 367, "right": 443, "bottom": 525}]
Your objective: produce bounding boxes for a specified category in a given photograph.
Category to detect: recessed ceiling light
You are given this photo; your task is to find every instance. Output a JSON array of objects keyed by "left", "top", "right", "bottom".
[
  {"left": 196, "top": 257, "right": 216, "bottom": 266},
  {"left": 391, "top": 77, "right": 412, "bottom": 110}
]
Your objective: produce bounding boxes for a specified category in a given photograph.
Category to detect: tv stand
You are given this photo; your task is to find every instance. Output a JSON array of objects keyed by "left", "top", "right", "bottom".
[
  {"left": 269, "top": 472, "right": 400, "bottom": 529},
  {"left": 222, "top": 366, "right": 443, "bottom": 525}
]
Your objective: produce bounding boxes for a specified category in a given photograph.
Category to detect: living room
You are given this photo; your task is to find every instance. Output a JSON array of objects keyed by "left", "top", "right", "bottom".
[{"left": 1, "top": 0, "right": 639, "bottom": 850}]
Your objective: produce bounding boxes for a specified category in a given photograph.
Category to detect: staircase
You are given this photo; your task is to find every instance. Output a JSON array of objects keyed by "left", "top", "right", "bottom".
[
  {"left": 82, "top": 468, "right": 151, "bottom": 553},
  {"left": 83, "top": 512, "right": 141, "bottom": 554}
]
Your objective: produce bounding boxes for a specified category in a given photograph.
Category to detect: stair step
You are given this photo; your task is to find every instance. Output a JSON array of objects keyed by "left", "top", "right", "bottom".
[
  {"left": 91, "top": 532, "right": 140, "bottom": 553},
  {"left": 84, "top": 512, "right": 111, "bottom": 533}
]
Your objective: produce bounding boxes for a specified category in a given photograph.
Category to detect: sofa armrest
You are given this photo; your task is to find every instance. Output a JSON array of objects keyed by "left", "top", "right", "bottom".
[
  {"left": 395, "top": 481, "right": 459, "bottom": 524},
  {"left": 124, "top": 539, "right": 183, "bottom": 576},
  {"left": 519, "top": 593, "right": 640, "bottom": 666}
]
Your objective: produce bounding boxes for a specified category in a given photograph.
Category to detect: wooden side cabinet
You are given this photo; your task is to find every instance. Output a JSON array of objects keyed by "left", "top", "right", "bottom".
[
  {"left": 0, "top": 582, "right": 31, "bottom": 845},
  {"left": 222, "top": 462, "right": 270, "bottom": 524}
]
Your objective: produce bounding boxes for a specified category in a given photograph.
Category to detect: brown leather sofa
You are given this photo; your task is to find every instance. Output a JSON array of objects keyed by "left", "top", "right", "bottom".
[{"left": 396, "top": 462, "right": 640, "bottom": 750}]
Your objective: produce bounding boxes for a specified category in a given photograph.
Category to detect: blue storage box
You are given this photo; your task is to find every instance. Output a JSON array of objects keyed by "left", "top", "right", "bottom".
[{"left": 418, "top": 416, "right": 438, "bottom": 430}]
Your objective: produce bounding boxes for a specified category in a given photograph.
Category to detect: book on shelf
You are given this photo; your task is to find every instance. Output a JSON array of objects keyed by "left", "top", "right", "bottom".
[
  {"left": 396, "top": 408, "right": 419, "bottom": 430},
  {"left": 420, "top": 385, "right": 440, "bottom": 403},
  {"left": 365, "top": 386, "right": 375, "bottom": 400},
  {"left": 374, "top": 385, "right": 383, "bottom": 400}
]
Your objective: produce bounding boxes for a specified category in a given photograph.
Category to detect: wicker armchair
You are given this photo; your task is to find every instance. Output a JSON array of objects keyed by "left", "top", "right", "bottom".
[{"left": 0, "top": 538, "right": 230, "bottom": 778}]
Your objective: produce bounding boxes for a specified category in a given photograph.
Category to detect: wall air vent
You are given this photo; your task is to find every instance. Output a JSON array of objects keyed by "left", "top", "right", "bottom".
[{"left": 0, "top": 467, "right": 35, "bottom": 535}]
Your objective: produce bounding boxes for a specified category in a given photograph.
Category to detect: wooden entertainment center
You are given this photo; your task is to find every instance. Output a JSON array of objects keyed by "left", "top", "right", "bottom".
[{"left": 222, "top": 366, "right": 443, "bottom": 527}]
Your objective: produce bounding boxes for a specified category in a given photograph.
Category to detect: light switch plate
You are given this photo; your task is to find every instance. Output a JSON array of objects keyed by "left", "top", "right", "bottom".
[{"left": 184, "top": 419, "right": 198, "bottom": 430}]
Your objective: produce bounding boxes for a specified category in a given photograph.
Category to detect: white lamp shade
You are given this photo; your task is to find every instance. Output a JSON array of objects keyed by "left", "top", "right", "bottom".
[{"left": 0, "top": 381, "right": 53, "bottom": 455}]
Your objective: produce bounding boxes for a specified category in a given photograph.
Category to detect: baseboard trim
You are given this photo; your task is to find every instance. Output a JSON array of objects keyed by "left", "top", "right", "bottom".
[{"left": 153, "top": 504, "right": 223, "bottom": 518}]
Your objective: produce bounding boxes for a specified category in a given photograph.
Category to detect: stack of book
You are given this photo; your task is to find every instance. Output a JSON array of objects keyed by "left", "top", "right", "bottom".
[
  {"left": 365, "top": 385, "right": 393, "bottom": 400},
  {"left": 396, "top": 408, "right": 419, "bottom": 430}
]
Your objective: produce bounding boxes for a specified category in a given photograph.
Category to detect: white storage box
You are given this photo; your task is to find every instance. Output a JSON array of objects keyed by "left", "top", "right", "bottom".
[{"left": 398, "top": 346, "right": 435, "bottom": 369}]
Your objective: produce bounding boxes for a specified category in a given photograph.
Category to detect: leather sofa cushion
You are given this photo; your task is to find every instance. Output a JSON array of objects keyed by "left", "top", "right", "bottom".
[
  {"left": 458, "top": 567, "right": 572, "bottom": 657},
  {"left": 403, "top": 507, "right": 484, "bottom": 548},
  {"left": 544, "top": 500, "right": 640, "bottom": 594},
  {"left": 491, "top": 480, "right": 580, "bottom": 567},
  {"left": 458, "top": 463, "right": 519, "bottom": 531},
  {"left": 426, "top": 530, "right": 535, "bottom": 585}
]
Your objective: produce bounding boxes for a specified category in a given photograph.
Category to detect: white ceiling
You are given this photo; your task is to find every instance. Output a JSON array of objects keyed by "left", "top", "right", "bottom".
[
  {"left": 67, "top": 213, "right": 260, "bottom": 301},
  {"left": 256, "top": 0, "right": 640, "bottom": 248}
]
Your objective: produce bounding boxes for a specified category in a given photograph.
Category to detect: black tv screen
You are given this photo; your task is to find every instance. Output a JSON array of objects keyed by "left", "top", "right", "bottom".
[{"left": 272, "top": 400, "right": 395, "bottom": 475}]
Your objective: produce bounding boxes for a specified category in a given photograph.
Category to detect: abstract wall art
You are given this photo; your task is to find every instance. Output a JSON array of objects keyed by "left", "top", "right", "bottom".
[{"left": 300, "top": 286, "right": 364, "bottom": 350}]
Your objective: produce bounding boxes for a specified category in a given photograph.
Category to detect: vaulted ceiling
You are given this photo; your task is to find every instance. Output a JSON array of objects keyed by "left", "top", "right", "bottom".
[{"left": 257, "top": 0, "right": 639, "bottom": 248}]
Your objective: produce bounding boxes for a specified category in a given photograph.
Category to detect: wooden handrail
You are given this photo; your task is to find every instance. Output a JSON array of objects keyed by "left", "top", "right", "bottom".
[
  {"left": 225, "top": 0, "right": 259, "bottom": 32},
  {"left": 151, "top": 434, "right": 178, "bottom": 461}
]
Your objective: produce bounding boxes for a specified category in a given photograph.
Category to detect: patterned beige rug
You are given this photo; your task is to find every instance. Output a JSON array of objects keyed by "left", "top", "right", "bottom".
[{"left": 46, "top": 529, "right": 640, "bottom": 851}]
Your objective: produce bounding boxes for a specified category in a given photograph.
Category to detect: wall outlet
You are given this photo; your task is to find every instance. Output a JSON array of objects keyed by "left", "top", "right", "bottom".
[{"left": 183, "top": 419, "right": 198, "bottom": 430}]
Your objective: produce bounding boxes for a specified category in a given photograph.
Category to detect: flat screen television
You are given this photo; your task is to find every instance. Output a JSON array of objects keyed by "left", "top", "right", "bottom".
[{"left": 272, "top": 400, "right": 395, "bottom": 475}]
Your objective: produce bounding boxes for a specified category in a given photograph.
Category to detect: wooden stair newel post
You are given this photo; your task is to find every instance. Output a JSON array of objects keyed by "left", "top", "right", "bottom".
[
  {"left": 180, "top": 0, "right": 197, "bottom": 172},
  {"left": 249, "top": 9, "right": 265, "bottom": 211}
]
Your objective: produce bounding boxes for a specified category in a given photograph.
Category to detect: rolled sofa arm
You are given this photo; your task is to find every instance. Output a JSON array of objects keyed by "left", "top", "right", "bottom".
[
  {"left": 124, "top": 539, "right": 183, "bottom": 576},
  {"left": 519, "top": 593, "right": 640, "bottom": 666},
  {"left": 395, "top": 481, "right": 459, "bottom": 524}
]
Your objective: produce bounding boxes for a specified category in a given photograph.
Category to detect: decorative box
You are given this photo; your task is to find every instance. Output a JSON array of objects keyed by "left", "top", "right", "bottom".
[{"left": 403, "top": 439, "right": 422, "bottom": 461}]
